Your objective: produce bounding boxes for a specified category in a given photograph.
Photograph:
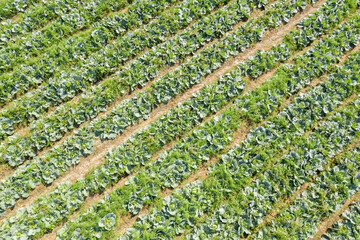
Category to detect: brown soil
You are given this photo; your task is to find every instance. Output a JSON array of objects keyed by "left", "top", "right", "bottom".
[{"left": 0, "top": 163, "right": 13, "bottom": 180}]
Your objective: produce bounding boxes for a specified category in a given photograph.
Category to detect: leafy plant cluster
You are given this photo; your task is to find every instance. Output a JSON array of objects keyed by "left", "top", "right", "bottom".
[
  {"left": 55, "top": 4, "right": 360, "bottom": 238},
  {"left": 237, "top": 0, "right": 351, "bottom": 79},
  {"left": 1, "top": 0, "right": 350, "bottom": 164},
  {"left": 57, "top": 73, "right": 245, "bottom": 240},
  {"left": 0, "top": 0, "right": 307, "bottom": 220},
  {"left": 0, "top": 0, "right": 183, "bottom": 105},
  {"left": 0, "top": 0, "right": 38, "bottom": 21},
  {"left": 2, "top": 4, "right": 357, "bottom": 238},
  {"left": 0, "top": 0, "right": 243, "bottom": 139},
  {"left": 322, "top": 201, "right": 360, "bottom": 239},
  {"left": 1, "top": 0, "right": 314, "bottom": 171},
  {"left": 0, "top": 0, "right": 255, "bottom": 164},
  {"left": 0, "top": 51, "right": 245, "bottom": 239},
  {"left": 0, "top": 0, "right": 352, "bottom": 229},
  {"left": 118, "top": 53, "right": 360, "bottom": 240},
  {"left": 0, "top": 1, "right": 358, "bottom": 239},
  {"left": 190, "top": 95, "right": 360, "bottom": 240},
  {"left": 0, "top": 0, "right": 90, "bottom": 46},
  {"left": 0, "top": 0, "right": 259, "bottom": 223},
  {"left": 253, "top": 126, "right": 360, "bottom": 239},
  {"left": 0, "top": 0, "right": 129, "bottom": 73}
]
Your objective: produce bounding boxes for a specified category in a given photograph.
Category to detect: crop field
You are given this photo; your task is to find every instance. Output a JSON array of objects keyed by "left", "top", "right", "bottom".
[{"left": 0, "top": 0, "right": 359, "bottom": 239}]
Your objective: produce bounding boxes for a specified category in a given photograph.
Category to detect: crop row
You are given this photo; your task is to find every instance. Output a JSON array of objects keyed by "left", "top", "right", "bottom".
[
  {"left": 0, "top": 0, "right": 132, "bottom": 73},
  {"left": 0, "top": 0, "right": 270, "bottom": 165},
  {"left": 252, "top": 114, "right": 360, "bottom": 239},
  {"left": 115, "top": 47, "right": 360, "bottom": 240},
  {"left": 0, "top": 0, "right": 320, "bottom": 234},
  {"left": 0, "top": 0, "right": 95, "bottom": 46},
  {"left": 321, "top": 201, "right": 360, "bottom": 240},
  {"left": 1, "top": 6, "right": 357, "bottom": 238},
  {"left": 0, "top": 51, "right": 246, "bottom": 240},
  {"left": 55, "top": 32, "right": 289, "bottom": 240},
  {"left": 0, "top": 0, "right": 186, "bottom": 105},
  {"left": 2, "top": 0, "right": 342, "bottom": 169},
  {"left": 59, "top": 28, "right": 360, "bottom": 240},
  {"left": 0, "top": 0, "right": 277, "bottom": 217},
  {"left": 0, "top": 0, "right": 315, "bottom": 217},
  {"left": 191, "top": 137, "right": 360, "bottom": 240},
  {"left": 0, "top": 0, "right": 251, "bottom": 139},
  {"left": 0, "top": 0, "right": 38, "bottom": 21},
  {"left": 187, "top": 96, "right": 360, "bottom": 239}
]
